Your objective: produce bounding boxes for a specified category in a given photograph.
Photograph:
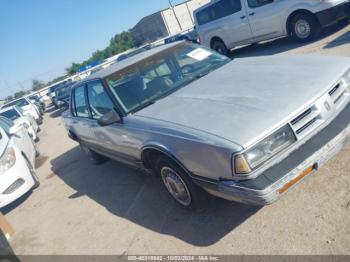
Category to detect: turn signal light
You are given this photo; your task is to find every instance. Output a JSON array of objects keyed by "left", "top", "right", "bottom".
[{"left": 234, "top": 155, "right": 251, "bottom": 174}]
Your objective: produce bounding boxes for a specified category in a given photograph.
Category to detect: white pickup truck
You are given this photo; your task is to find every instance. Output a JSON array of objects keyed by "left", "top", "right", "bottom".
[{"left": 194, "top": 0, "right": 350, "bottom": 55}]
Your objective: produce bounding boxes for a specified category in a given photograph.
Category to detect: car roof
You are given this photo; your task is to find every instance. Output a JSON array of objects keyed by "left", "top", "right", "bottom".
[{"left": 79, "top": 41, "right": 183, "bottom": 84}]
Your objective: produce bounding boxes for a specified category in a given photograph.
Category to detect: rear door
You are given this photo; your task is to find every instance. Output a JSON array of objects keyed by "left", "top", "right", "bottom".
[
  {"left": 70, "top": 84, "right": 94, "bottom": 145},
  {"left": 196, "top": 0, "right": 253, "bottom": 48},
  {"left": 244, "top": 0, "right": 283, "bottom": 40}
]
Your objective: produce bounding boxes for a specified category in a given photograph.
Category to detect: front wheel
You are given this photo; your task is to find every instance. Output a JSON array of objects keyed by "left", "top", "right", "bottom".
[
  {"left": 155, "top": 157, "right": 209, "bottom": 210},
  {"left": 290, "top": 13, "right": 321, "bottom": 42}
]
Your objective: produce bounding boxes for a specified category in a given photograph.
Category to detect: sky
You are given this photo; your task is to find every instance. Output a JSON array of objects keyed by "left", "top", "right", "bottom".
[{"left": 0, "top": 0, "right": 183, "bottom": 99}]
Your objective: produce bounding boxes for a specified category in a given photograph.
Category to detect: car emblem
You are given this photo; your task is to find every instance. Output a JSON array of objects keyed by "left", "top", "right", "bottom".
[{"left": 324, "top": 101, "right": 331, "bottom": 112}]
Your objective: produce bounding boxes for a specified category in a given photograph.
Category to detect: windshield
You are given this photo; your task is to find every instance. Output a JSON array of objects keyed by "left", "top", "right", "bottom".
[
  {"left": 106, "top": 43, "right": 229, "bottom": 113},
  {"left": 0, "top": 109, "right": 21, "bottom": 121},
  {"left": 56, "top": 85, "right": 71, "bottom": 98},
  {"left": 3, "top": 98, "right": 29, "bottom": 109}
]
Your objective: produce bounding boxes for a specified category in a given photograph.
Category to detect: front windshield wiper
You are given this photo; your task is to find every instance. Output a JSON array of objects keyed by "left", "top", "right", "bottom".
[{"left": 131, "top": 100, "right": 156, "bottom": 113}]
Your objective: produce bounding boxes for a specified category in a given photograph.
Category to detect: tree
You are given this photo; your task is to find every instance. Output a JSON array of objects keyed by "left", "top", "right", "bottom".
[
  {"left": 65, "top": 30, "right": 136, "bottom": 75},
  {"left": 32, "top": 79, "right": 46, "bottom": 91},
  {"left": 14, "top": 91, "right": 26, "bottom": 99}
]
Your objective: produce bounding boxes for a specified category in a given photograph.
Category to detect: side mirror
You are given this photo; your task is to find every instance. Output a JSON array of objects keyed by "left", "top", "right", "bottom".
[
  {"left": 97, "top": 110, "right": 122, "bottom": 126},
  {"left": 9, "top": 124, "right": 22, "bottom": 135},
  {"left": 59, "top": 99, "right": 69, "bottom": 109}
]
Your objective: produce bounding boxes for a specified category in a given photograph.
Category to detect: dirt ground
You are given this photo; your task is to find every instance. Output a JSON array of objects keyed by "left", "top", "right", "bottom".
[{"left": 3, "top": 22, "right": 350, "bottom": 255}]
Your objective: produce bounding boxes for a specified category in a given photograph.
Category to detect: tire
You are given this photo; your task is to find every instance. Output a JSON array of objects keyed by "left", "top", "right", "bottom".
[
  {"left": 211, "top": 39, "right": 229, "bottom": 56},
  {"left": 36, "top": 118, "right": 43, "bottom": 125},
  {"left": 80, "top": 144, "right": 107, "bottom": 165},
  {"left": 290, "top": 13, "right": 321, "bottom": 42},
  {"left": 25, "top": 157, "right": 40, "bottom": 189},
  {"left": 155, "top": 156, "right": 209, "bottom": 211}
]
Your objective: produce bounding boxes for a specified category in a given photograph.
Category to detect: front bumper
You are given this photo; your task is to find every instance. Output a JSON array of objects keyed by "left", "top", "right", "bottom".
[
  {"left": 316, "top": 1, "right": 350, "bottom": 27},
  {"left": 196, "top": 103, "right": 350, "bottom": 205},
  {"left": 0, "top": 151, "right": 35, "bottom": 209}
]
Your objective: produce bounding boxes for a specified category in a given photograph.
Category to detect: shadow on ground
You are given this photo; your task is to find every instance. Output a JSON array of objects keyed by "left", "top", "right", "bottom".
[
  {"left": 0, "top": 192, "right": 32, "bottom": 215},
  {"left": 49, "top": 107, "right": 68, "bottom": 118},
  {"left": 50, "top": 146, "right": 260, "bottom": 246},
  {"left": 229, "top": 20, "right": 349, "bottom": 58}
]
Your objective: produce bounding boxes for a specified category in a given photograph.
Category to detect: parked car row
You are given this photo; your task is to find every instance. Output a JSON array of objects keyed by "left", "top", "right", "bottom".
[{"left": 0, "top": 97, "right": 45, "bottom": 209}]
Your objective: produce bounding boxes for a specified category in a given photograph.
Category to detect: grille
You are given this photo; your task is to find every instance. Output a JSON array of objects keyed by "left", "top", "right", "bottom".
[
  {"left": 290, "top": 107, "right": 320, "bottom": 136},
  {"left": 328, "top": 82, "right": 348, "bottom": 106}
]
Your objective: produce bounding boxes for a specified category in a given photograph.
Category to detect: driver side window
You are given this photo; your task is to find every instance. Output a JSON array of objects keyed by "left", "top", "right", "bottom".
[
  {"left": 247, "top": 0, "right": 273, "bottom": 8},
  {"left": 87, "top": 81, "right": 115, "bottom": 120}
]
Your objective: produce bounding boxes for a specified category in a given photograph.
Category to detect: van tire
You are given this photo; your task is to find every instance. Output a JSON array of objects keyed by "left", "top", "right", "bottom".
[
  {"left": 211, "top": 39, "right": 229, "bottom": 56},
  {"left": 290, "top": 13, "right": 321, "bottom": 42}
]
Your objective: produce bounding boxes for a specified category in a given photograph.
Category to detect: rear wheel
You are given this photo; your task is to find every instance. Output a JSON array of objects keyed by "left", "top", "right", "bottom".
[
  {"left": 211, "top": 38, "right": 229, "bottom": 56},
  {"left": 155, "top": 157, "right": 209, "bottom": 210},
  {"left": 290, "top": 13, "right": 321, "bottom": 42},
  {"left": 80, "top": 144, "right": 107, "bottom": 165}
]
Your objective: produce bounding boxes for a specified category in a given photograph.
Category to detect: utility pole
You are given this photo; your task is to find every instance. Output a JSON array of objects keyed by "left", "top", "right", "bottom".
[{"left": 168, "top": 0, "right": 183, "bottom": 32}]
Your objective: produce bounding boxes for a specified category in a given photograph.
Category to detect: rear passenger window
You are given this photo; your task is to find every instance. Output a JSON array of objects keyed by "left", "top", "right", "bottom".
[
  {"left": 87, "top": 81, "right": 115, "bottom": 120},
  {"left": 73, "top": 86, "right": 89, "bottom": 118},
  {"left": 196, "top": 0, "right": 242, "bottom": 25},
  {"left": 247, "top": 0, "right": 273, "bottom": 8}
]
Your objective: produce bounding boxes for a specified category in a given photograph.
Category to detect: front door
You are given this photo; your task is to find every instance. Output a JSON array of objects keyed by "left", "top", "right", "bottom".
[
  {"left": 244, "top": 0, "right": 283, "bottom": 41},
  {"left": 85, "top": 80, "right": 140, "bottom": 165}
]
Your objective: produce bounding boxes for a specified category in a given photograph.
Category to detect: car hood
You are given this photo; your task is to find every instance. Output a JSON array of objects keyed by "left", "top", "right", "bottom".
[{"left": 134, "top": 55, "right": 350, "bottom": 148}]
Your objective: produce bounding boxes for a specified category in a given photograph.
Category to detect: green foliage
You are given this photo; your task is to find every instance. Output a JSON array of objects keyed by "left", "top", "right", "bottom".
[
  {"left": 14, "top": 91, "right": 27, "bottom": 99},
  {"left": 66, "top": 30, "right": 136, "bottom": 75},
  {"left": 32, "top": 79, "right": 46, "bottom": 91}
]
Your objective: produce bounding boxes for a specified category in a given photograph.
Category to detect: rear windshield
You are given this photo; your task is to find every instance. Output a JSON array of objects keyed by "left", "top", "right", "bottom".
[{"left": 0, "top": 109, "right": 21, "bottom": 121}]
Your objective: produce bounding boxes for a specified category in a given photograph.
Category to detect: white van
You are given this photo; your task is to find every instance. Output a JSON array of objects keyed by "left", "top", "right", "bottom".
[{"left": 194, "top": 0, "right": 350, "bottom": 55}]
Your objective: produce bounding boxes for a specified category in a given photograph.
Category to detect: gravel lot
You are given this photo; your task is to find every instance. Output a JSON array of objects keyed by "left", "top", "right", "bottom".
[{"left": 3, "top": 22, "right": 350, "bottom": 255}]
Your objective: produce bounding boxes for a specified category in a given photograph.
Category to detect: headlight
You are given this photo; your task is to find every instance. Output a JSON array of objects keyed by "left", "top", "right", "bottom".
[
  {"left": 0, "top": 147, "right": 16, "bottom": 175},
  {"left": 234, "top": 125, "right": 296, "bottom": 174}
]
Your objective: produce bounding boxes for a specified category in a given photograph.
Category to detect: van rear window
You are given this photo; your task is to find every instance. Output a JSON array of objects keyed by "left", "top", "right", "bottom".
[{"left": 196, "top": 0, "right": 242, "bottom": 26}]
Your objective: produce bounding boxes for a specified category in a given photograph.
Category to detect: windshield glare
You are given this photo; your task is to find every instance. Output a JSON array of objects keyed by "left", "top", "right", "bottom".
[{"left": 106, "top": 43, "right": 229, "bottom": 113}]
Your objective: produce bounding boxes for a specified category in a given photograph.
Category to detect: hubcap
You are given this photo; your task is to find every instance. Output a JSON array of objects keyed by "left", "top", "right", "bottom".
[
  {"left": 295, "top": 19, "right": 311, "bottom": 39},
  {"left": 161, "top": 167, "right": 191, "bottom": 206}
]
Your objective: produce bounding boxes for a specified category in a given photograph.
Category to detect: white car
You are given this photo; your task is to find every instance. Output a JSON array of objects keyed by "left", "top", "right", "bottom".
[
  {"left": 2, "top": 98, "right": 43, "bottom": 125},
  {"left": 194, "top": 0, "right": 350, "bottom": 55},
  {"left": 0, "top": 106, "right": 39, "bottom": 142},
  {"left": 0, "top": 120, "right": 39, "bottom": 209}
]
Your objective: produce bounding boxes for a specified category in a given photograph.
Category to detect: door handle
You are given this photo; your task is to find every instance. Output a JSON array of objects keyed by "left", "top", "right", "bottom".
[
  {"left": 249, "top": 12, "right": 255, "bottom": 16},
  {"left": 240, "top": 15, "right": 246, "bottom": 20}
]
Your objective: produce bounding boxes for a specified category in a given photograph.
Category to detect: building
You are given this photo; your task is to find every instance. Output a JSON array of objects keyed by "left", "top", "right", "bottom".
[{"left": 131, "top": 0, "right": 209, "bottom": 45}]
